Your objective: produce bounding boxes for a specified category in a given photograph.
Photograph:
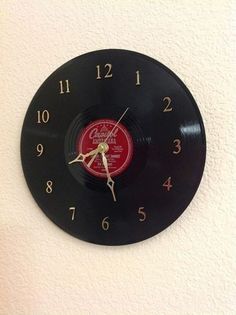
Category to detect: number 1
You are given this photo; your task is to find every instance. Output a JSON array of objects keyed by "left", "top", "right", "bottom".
[{"left": 136, "top": 70, "right": 141, "bottom": 86}]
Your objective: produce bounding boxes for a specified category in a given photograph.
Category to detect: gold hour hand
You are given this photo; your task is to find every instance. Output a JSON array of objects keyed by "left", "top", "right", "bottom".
[
  {"left": 68, "top": 147, "right": 100, "bottom": 164},
  {"left": 101, "top": 152, "right": 116, "bottom": 202}
]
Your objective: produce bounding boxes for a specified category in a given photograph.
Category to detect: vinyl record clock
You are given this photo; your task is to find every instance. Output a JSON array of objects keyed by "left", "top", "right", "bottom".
[{"left": 21, "top": 49, "right": 206, "bottom": 245}]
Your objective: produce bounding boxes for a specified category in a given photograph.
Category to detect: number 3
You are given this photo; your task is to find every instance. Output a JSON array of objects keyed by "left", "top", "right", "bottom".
[{"left": 173, "top": 139, "right": 181, "bottom": 154}]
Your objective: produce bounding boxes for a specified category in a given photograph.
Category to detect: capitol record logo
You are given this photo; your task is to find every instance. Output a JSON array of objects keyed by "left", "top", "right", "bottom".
[
  {"left": 77, "top": 118, "right": 134, "bottom": 178},
  {"left": 89, "top": 124, "right": 118, "bottom": 144}
]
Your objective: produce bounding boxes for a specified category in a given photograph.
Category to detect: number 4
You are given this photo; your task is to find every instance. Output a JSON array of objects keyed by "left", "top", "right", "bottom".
[{"left": 162, "top": 177, "right": 173, "bottom": 191}]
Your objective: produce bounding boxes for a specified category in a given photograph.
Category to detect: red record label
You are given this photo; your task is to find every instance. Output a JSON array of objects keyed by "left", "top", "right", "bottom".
[{"left": 77, "top": 119, "right": 133, "bottom": 178}]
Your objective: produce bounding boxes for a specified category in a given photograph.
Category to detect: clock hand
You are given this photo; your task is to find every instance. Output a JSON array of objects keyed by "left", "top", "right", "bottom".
[
  {"left": 87, "top": 107, "right": 129, "bottom": 168},
  {"left": 68, "top": 147, "right": 100, "bottom": 164},
  {"left": 87, "top": 150, "right": 98, "bottom": 168},
  {"left": 104, "top": 107, "right": 129, "bottom": 142},
  {"left": 101, "top": 152, "right": 116, "bottom": 202}
]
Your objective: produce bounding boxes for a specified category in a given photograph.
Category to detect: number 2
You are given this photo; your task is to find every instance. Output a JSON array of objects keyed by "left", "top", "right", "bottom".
[{"left": 163, "top": 97, "right": 172, "bottom": 112}]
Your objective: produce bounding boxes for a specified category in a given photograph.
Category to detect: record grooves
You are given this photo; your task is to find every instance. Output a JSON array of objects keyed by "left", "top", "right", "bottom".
[{"left": 21, "top": 49, "right": 206, "bottom": 245}]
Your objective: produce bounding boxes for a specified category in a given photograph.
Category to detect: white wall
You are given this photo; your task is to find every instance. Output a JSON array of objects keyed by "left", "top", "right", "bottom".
[{"left": 1, "top": 1, "right": 236, "bottom": 314}]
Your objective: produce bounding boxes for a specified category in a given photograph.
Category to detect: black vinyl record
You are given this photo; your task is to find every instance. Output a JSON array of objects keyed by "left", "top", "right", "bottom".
[{"left": 21, "top": 49, "right": 206, "bottom": 245}]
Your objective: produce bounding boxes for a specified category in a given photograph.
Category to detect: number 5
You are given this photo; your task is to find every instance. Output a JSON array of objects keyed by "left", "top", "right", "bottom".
[{"left": 138, "top": 207, "right": 146, "bottom": 222}]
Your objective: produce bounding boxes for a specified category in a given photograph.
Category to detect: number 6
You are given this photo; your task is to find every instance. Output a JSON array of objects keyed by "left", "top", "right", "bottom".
[{"left": 102, "top": 216, "right": 109, "bottom": 231}]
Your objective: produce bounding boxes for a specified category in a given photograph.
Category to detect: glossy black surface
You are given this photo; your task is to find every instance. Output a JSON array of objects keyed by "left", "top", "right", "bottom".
[{"left": 21, "top": 49, "right": 206, "bottom": 245}]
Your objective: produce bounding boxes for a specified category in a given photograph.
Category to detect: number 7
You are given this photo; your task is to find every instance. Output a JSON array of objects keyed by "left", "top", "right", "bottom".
[{"left": 69, "top": 207, "right": 76, "bottom": 221}]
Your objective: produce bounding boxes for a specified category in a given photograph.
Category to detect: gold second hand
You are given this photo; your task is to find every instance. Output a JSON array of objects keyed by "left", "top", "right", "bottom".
[
  {"left": 104, "top": 107, "right": 129, "bottom": 142},
  {"left": 87, "top": 107, "right": 129, "bottom": 168}
]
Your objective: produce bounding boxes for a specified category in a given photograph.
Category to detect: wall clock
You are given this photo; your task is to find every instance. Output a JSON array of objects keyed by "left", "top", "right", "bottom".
[{"left": 21, "top": 49, "right": 206, "bottom": 245}]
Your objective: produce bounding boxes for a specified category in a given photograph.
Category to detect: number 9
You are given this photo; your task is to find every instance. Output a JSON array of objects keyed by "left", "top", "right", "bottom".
[{"left": 36, "top": 144, "right": 44, "bottom": 156}]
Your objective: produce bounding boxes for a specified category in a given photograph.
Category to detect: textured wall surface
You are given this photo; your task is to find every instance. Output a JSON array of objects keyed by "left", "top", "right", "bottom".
[{"left": 1, "top": 1, "right": 236, "bottom": 314}]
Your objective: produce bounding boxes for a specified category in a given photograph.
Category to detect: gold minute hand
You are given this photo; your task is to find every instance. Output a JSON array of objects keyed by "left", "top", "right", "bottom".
[
  {"left": 101, "top": 152, "right": 116, "bottom": 202},
  {"left": 68, "top": 147, "right": 100, "bottom": 164}
]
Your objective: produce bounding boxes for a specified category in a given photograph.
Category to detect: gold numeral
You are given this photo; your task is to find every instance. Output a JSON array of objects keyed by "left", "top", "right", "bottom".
[
  {"left": 163, "top": 97, "right": 172, "bottom": 112},
  {"left": 136, "top": 70, "right": 141, "bottom": 86},
  {"left": 46, "top": 180, "right": 53, "bottom": 193},
  {"left": 163, "top": 177, "right": 173, "bottom": 191},
  {"left": 36, "top": 144, "right": 44, "bottom": 156},
  {"left": 69, "top": 207, "right": 76, "bottom": 221},
  {"left": 59, "top": 80, "right": 70, "bottom": 94},
  {"left": 173, "top": 139, "right": 181, "bottom": 154},
  {"left": 102, "top": 216, "right": 109, "bottom": 231},
  {"left": 37, "top": 110, "right": 50, "bottom": 123},
  {"left": 96, "top": 64, "right": 101, "bottom": 79},
  {"left": 138, "top": 207, "right": 146, "bottom": 222},
  {"left": 105, "top": 63, "right": 112, "bottom": 78},
  {"left": 96, "top": 64, "right": 113, "bottom": 79}
]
